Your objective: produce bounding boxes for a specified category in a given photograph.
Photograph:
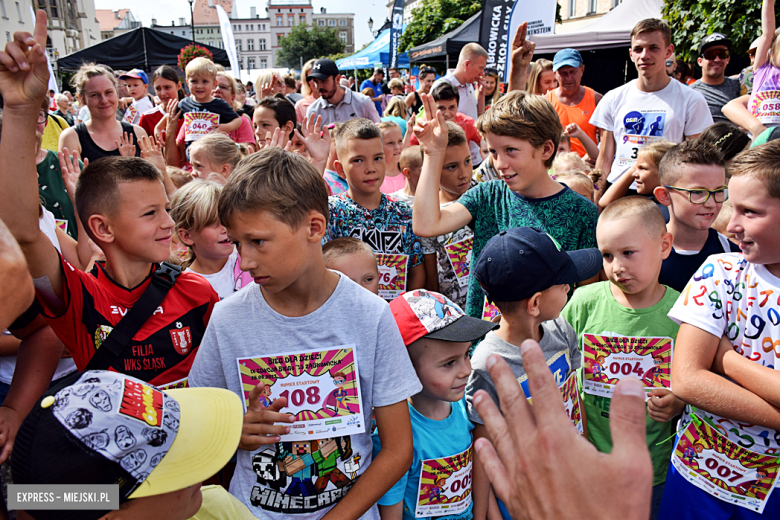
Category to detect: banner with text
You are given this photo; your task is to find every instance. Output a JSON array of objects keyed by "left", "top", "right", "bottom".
[
  {"left": 505, "top": 0, "right": 557, "bottom": 81},
  {"left": 479, "top": 0, "right": 514, "bottom": 83},
  {"left": 389, "top": 0, "right": 405, "bottom": 69}
]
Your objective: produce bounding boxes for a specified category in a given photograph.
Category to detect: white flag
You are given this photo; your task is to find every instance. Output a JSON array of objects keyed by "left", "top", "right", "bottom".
[{"left": 216, "top": 5, "right": 241, "bottom": 75}]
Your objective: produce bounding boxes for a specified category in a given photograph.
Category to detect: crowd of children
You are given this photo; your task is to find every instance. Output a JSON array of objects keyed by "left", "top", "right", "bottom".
[{"left": 3, "top": 7, "right": 780, "bottom": 520}]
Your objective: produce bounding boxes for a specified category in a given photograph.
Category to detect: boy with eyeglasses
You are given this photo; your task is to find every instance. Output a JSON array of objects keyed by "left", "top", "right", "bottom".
[
  {"left": 691, "top": 33, "right": 741, "bottom": 123},
  {"left": 654, "top": 139, "right": 738, "bottom": 292}
]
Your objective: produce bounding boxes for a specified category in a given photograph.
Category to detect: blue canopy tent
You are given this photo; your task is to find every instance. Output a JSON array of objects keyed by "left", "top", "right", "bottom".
[{"left": 336, "top": 28, "right": 410, "bottom": 70}]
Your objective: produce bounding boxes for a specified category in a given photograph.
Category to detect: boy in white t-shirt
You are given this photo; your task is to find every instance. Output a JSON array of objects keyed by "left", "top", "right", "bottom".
[
  {"left": 660, "top": 140, "right": 780, "bottom": 517},
  {"left": 591, "top": 18, "right": 712, "bottom": 185},
  {"left": 391, "top": 146, "right": 423, "bottom": 207},
  {"left": 188, "top": 147, "right": 421, "bottom": 520}
]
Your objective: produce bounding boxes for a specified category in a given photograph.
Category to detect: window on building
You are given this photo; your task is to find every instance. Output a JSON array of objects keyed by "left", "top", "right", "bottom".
[
  {"left": 247, "top": 39, "right": 254, "bottom": 50},
  {"left": 0, "top": 0, "right": 7, "bottom": 19},
  {"left": 339, "top": 32, "right": 346, "bottom": 43},
  {"left": 261, "top": 24, "right": 266, "bottom": 30},
  {"left": 276, "top": 15, "right": 283, "bottom": 26},
  {"left": 588, "top": 0, "right": 597, "bottom": 13},
  {"left": 287, "top": 14, "right": 294, "bottom": 26},
  {"left": 5, "top": 32, "right": 10, "bottom": 42},
  {"left": 48, "top": 0, "right": 57, "bottom": 18},
  {"left": 568, "top": 0, "right": 575, "bottom": 17},
  {"left": 299, "top": 14, "right": 305, "bottom": 24},
  {"left": 259, "top": 38, "right": 266, "bottom": 50},
  {"left": 236, "top": 39, "right": 242, "bottom": 51},
  {"left": 339, "top": 19, "right": 346, "bottom": 26},
  {"left": 15, "top": 1, "right": 22, "bottom": 21},
  {"left": 328, "top": 19, "right": 335, "bottom": 26},
  {"left": 317, "top": 19, "right": 325, "bottom": 26},
  {"left": 233, "top": 24, "right": 237, "bottom": 30},
  {"left": 612, "top": 0, "right": 620, "bottom": 7},
  {"left": 277, "top": 33, "right": 283, "bottom": 45},
  {"left": 248, "top": 57, "right": 255, "bottom": 69},
  {"left": 261, "top": 58, "right": 267, "bottom": 69}
]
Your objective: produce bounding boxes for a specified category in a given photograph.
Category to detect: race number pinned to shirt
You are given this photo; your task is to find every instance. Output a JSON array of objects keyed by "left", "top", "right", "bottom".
[
  {"left": 616, "top": 110, "right": 666, "bottom": 173},
  {"left": 237, "top": 346, "right": 365, "bottom": 441},
  {"left": 122, "top": 104, "right": 138, "bottom": 125},
  {"left": 415, "top": 446, "right": 473, "bottom": 518},
  {"left": 184, "top": 111, "right": 219, "bottom": 142},
  {"left": 444, "top": 236, "right": 473, "bottom": 288},
  {"left": 749, "top": 90, "right": 780, "bottom": 125},
  {"left": 482, "top": 297, "right": 500, "bottom": 322},
  {"left": 122, "top": 96, "right": 154, "bottom": 125},
  {"left": 523, "top": 357, "right": 583, "bottom": 435},
  {"left": 55, "top": 219, "right": 68, "bottom": 233},
  {"left": 582, "top": 334, "right": 673, "bottom": 398},
  {"left": 672, "top": 417, "right": 780, "bottom": 513},
  {"left": 376, "top": 253, "right": 408, "bottom": 300}
]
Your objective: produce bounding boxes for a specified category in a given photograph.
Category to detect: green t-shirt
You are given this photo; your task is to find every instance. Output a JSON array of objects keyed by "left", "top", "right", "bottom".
[
  {"left": 561, "top": 281, "right": 681, "bottom": 486},
  {"left": 37, "top": 149, "right": 78, "bottom": 239},
  {"left": 458, "top": 181, "right": 598, "bottom": 318}
]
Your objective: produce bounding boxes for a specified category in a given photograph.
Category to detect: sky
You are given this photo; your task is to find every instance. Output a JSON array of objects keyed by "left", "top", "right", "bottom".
[{"left": 93, "top": 0, "right": 387, "bottom": 50}]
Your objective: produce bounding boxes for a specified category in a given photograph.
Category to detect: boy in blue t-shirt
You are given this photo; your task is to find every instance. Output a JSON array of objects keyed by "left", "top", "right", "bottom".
[
  {"left": 654, "top": 139, "right": 739, "bottom": 292},
  {"left": 413, "top": 91, "right": 598, "bottom": 320},
  {"left": 326, "top": 118, "right": 426, "bottom": 300},
  {"left": 373, "top": 290, "right": 497, "bottom": 520}
]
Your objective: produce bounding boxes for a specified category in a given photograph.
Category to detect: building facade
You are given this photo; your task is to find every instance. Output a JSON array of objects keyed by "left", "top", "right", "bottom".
[
  {"left": 96, "top": 8, "right": 139, "bottom": 39},
  {"left": 231, "top": 7, "right": 272, "bottom": 70},
  {"left": 312, "top": 7, "right": 354, "bottom": 54},
  {"left": 558, "top": 0, "right": 622, "bottom": 32},
  {"left": 150, "top": 17, "right": 192, "bottom": 40},
  {"left": 268, "top": 0, "right": 311, "bottom": 66},
  {"left": 192, "top": 0, "right": 236, "bottom": 49}
]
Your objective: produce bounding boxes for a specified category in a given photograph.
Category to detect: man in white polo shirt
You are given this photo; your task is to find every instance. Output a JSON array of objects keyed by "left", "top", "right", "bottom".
[
  {"left": 434, "top": 43, "right": 488, "bottom": 120},
  {"left": 307, "top": 59, "right": 381, "bottom": 126}
]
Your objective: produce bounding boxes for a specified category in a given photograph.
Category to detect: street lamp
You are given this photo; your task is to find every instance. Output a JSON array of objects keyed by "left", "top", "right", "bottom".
[
  {"left": 188, "top": 0, "right": 195, "bottom": 43},
  {"left": 367, "top": 16, "right": 373, "bottom": 34}
]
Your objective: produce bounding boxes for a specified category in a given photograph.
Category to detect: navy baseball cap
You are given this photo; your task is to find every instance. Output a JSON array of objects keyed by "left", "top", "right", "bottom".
[
  {"left": 699, "top": 33, "right": 731, "bottom": 56},
  {"left": 307, "top": 59, "right": 340, "bottom": 81},
  {"left": 552, "top": 48, "right": 584, "bottom": 71},
  {"left": 474, "top": 227, "right": 602, "bottom": 303}
]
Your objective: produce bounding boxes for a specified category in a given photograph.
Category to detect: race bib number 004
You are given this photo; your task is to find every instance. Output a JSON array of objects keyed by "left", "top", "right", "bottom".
[
  {"left": 415, "top": 446, "right": 473, "bottom": 518},
  {"left": 376, "top": 253, "right": 408, "bottom": 300},
  {"left": 672, "top": 417, "right": 780, "bottom": 513},
  {"left": 237, "top": 346, "right": 365, "bottom": 441},
  {"left": 582, "top": 334, "right": 673, "bottom": 398}
]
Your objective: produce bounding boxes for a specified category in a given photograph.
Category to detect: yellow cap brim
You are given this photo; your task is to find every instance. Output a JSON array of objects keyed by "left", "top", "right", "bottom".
[{"left": 128, "top": 387, "right": 242, "bottom": 499}]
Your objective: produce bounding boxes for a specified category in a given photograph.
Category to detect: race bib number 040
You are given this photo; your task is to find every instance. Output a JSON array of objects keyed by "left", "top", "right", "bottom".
[
  {"left": 672, "top": 417, "right": 780, "bottom": 513},
  {"left": 583, "top": 334, "right": 673, "bottom": 398},
  {"left": 415, "top": 446, "right": 473, "bottom": 518},
  {"left": 237, "top": 346, "right": 365, "bottom": 441},
  {"left": 184, "top": 111, "right": 219, "bottom": 141},
  {"left": 376, "top": 253, "right": 408, "bottom": 300}
]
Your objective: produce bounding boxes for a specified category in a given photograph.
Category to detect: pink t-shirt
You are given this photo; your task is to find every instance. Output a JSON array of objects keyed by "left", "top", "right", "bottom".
[
  {"left": 228, "top": 115, "right": 256, "bottom": 145},
  {"left": 748, "top": 62, "right": 780, "bottom": 127},
  {"left": 380, "top": 172, "right": 407, "bottom": 194}
]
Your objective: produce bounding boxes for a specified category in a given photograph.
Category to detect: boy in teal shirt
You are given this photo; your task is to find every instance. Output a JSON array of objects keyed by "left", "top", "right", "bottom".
[{"left": 561, "top": 196, "right": 685, "bottom": 520}]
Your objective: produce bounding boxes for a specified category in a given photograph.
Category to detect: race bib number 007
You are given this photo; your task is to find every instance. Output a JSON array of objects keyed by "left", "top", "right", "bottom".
[
  {"left": 582, "top": 334, "right": 673, "bottom": 398},
  {"left": 237, "top": 346, "right": 365, "bottom": 441},
  {"left": 415, "top": 446, "right": 473, "bottom": 518},
  {"left": 672, "top": 417, "right": 780, "bottom": 513}
]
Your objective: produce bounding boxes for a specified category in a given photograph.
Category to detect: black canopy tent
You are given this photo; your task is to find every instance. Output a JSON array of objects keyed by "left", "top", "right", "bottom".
[
  {"left": 57, "top": 27, "right": 230, "bottom": 70},
  {"left": 407, "top": 12, "right": 481, "bottom": 68}
]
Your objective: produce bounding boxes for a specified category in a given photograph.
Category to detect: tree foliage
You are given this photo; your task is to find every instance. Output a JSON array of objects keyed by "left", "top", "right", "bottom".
[
  {"left": 662, "top": 0, "right": 777, "bottom": 62},
  {"left": 399, "top": 0, "right": 481, "bottom": 52},
  {"left": 276, "top": 24, "right": 345, "bottom": 68}
]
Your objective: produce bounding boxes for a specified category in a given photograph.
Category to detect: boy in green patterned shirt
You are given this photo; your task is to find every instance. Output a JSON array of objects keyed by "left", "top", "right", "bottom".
[{"left": 413, "top": 91, "right": 599, "bottom": 321}]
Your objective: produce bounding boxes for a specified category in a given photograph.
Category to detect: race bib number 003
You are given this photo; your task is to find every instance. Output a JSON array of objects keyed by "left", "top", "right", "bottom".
[
  {"left": 237, "top": 346, "right": 365, "bottom": 441},
  {"left": 376, "top": 253, "right": 408, "bottom": 300},
  {"left": 672, "top": 417, "right": 780, "bottom": 513},
  {"left": 415, "top": 446, "right": 473, "bottom": 518},
  {"left": 582, "top": 334, "right": 673, "bottom": 398}
]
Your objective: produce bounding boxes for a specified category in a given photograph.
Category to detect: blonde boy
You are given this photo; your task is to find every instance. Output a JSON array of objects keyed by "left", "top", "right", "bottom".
[
  {"left": 390, "top": 145, "right": 423, "bottom": 207},
  {"left": 178, "top": 57, "right": 241, "bottom": 149},
  {"left": 561, "top": 197, "right": 685, "bottom": 520},
  {"left": 323, "top": 236, "right": 380, "bottom": 294},
  {"left": 189, "top": 147, "right": 421, "bottom": 519},
  {"left": 325, "top": 118, "right": 426, "bottom": 299},
  {"left": 413, "top": 91, "right": 599, "bottom": 320},
  {"left": 654, "top": 139, "right": 738, "bottom": 292},
  {"left": 660, "top": 141, "right": 780, "bottom": 517}
]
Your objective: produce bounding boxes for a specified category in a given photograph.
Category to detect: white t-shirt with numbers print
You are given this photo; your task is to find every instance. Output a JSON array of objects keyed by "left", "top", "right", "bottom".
[
  {"left": 668, "top": 252, "right": 780, "bottom": 460},
  {"left": 590, "top": 78, "right": 712, "bottom": 183}
]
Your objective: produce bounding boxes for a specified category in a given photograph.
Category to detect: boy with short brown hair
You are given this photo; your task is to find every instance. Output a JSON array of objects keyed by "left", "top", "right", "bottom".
[
  {"left": 561, "top": 196, "right": 685, "bottom": 520},
  {"left": 189, "top": 147, "right": 421, "bottom": 519},
  {"left": 660, "top": 140, "right": 780, "bottom": 517},
  {"left": 323, "top": 236, "right": 380, "bottom": 295},
  {"left": 413, "top": 91, "right": 599, "bottom": 320},
  {"left": 326, "top": 118, "right": 426, "bottom": 300},
  {"left": 390, "top": 145, "right": 424, "bottom": 207}
]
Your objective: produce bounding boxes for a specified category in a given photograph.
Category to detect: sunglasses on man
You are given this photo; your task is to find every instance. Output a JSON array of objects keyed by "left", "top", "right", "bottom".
[{"left": 702, "top": 48, "right": 730, "bottom": 61}]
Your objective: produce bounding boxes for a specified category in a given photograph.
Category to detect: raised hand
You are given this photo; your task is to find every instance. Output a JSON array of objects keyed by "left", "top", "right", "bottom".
[
  {"left": 116, "top": 132, "right": 136, "bottom": 157},
  {"left": 240, "top": 382, "right": 296, "bottom": 451},
  {"left": 0, "top": 10, "right": 49, "bottom": 109},
  {"left": 260, "top": 81, "right": 274, "bottom": 99},
  {"left": 138, "top": 135, "right": 165, "bottom": 173},
  {"left": 257, "top": 127, "right": 290, "bottom": 151},
  {"left": 295, "top": 113, "right": 330, "bottom": 170},
  {"left": 58, "top": 147, "right": 87, "bottom": 202},
  {"left": 413, "top": 93, "right": 448, "bottom": 155},
  {"left": 511, "top": 21, "right": 536, "bottom": 73}
]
